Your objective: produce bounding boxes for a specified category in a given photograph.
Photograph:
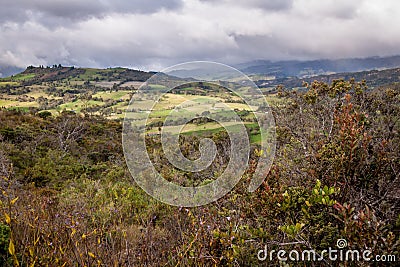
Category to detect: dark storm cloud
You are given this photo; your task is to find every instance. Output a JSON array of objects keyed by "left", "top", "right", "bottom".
[
  {"left": 199, "top": 0, "right": 294, "bottom": 11},
  {"left": 0, "top": 0, "right": 182, "bottom": 23}
]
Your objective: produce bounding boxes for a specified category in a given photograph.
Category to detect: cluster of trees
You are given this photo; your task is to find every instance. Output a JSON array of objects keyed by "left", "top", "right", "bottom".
[
  {"left": 0, "top": 80, "right": 398, "bottom": 266},
  {"left": 27, "top": 64, "right": 65, "bottom": 69}
]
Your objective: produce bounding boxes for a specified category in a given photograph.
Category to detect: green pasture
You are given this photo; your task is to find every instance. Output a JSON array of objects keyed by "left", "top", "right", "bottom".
[
  {"left": 11, "top": 73, "right": 36, "bottom": 81},
  {"left": 58, "top": 99, "right": 104, "bottom": 112},
  {"left": 93, "top": 91, "right": 132, "bottom": 101}
]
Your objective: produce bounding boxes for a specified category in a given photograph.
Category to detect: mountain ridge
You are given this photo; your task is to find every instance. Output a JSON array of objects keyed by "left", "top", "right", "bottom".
[
  {"left": 0, "top": 65, "right": 24, "bottom": 78},
  {"left": 238, "top": 55, "right": 400, "bottom": 78}
]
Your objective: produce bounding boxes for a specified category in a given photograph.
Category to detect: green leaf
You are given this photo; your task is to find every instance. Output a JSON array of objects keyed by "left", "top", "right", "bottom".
[
  {"left": 315, "top": 179, "right": 321, "bottom": 189},
  {"left": 295, "top": 223, "right": 304, "bottom": 232},
  {"left": 323, "top": 185, "right": 329, "bottom": 194}
]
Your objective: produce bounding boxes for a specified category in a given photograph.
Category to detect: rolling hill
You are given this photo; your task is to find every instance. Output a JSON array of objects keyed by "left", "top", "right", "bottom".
[
  {"left": 0, "top": 65, "right": 24, "bottom": 78},
  {"left": 255, "top": 67, "right": 400, "bottom": 91},
  {"left": 239, "top": 55, "right": 400, "bottom": 78}
]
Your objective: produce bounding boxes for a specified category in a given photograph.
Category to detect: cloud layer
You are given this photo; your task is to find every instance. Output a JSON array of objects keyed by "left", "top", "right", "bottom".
[{"left": 0, "top": 0, "right": 399, "bottom": 70}]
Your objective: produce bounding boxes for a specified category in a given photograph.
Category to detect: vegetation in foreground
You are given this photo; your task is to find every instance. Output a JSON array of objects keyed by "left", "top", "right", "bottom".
[{"left": 0, "top": 79, "right": 399, "bottom": 266}]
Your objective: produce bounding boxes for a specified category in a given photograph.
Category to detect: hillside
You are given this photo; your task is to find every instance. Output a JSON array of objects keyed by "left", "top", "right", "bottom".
[
  {"left": 0, "top": 65, "right": 24, "bottom": 78},
  {"left": 2, "top": 65, "right": 153, "bottom": 84},
  {"left": 1, "top": 65, "right": 399, "bottom": 118},
  {"left": 240, "top": 55, "right": 400, "bottom": 78},
  {"left": 0, "top": 78, "right": 398, "bottom": 265},
  {"left": 0, "top": 66, "right": 155, "bottom": 117},
  {"left": 0, "top": 66, "right": 266, "bottom": 143},
  {"left": 255, "top": 67, "right": 400, "bottom": 91}
]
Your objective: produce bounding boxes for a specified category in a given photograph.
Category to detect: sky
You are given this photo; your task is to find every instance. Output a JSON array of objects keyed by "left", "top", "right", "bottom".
[{"left": 0, "top": 0, "right": 399, "bottom": 71}]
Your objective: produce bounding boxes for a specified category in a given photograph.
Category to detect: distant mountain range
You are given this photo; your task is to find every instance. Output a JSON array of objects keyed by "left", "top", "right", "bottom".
[
  {"left": 254, "top": 68, "right": 400, "bottom": 90},
  {"left": 2, "top": 55, "right": 400, "bottom": 80},
  {"left": 0, "top": 66, "right": 24, "bottom": 78},
  {"left": 238, "top": 55, "right": 400, "bottom": 78}
]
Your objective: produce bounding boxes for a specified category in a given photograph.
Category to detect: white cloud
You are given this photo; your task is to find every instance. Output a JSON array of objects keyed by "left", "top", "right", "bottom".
[{"left": 0, "top": 0, "right": 399, "bottom": 70}]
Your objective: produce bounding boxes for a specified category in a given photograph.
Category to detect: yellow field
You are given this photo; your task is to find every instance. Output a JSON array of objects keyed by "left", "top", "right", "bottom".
[
  {"left": 0, "top": 99, "right": 18, "bottom": 107},
  {"left": 0, "top": 81, "right": 19, "bottom": 87},
  {"left": 147, "top": 121, "right": 253, "bottom": 134},
  {"left": 0, "top": 99, "right": 39, "bottom": 108}
]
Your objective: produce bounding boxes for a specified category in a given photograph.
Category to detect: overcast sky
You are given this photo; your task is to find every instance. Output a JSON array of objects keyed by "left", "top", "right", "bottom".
[{"left": 0, "top": 0, "right": 399, "bottom": 70}]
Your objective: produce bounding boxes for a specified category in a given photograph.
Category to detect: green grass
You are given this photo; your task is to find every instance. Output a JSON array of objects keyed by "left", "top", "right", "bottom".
[
  {"left": 183, "top": 122, "right": 250, "bottom": 133},
  {"left": 149, "top": 109, "right": 174, "bottom": 118},
  {"left": 93, "top": 91, "right": 131, "bottom": 100},
  {"left": 77, "top": 69, "right": 101, "bottom": 80},
  {"left": 71, "top": 68, "right": 125, "bottom": 81},
  {"left": 148, "top": 121, "right": 260, "bottom": 143},
  {"left": 249, "top": 133, "right": 262, "bottom": 143},
  {"left": 6, "top": 106, "right": 30, "bottom": 112},
  {"left": 179, "top": 123, "right": 260, "bottom": 143},
  {"left": 11, "top": 73, "right": 36, "bottom": 81},
  {"left": 178, "top": 122, "right": 261, "bottom": 144},
  {"left": 149, "top": 84, "right": 167, "bottom": 90},
  {"left": 58, "top": 100, "right": 104, "bottom": 112}
]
